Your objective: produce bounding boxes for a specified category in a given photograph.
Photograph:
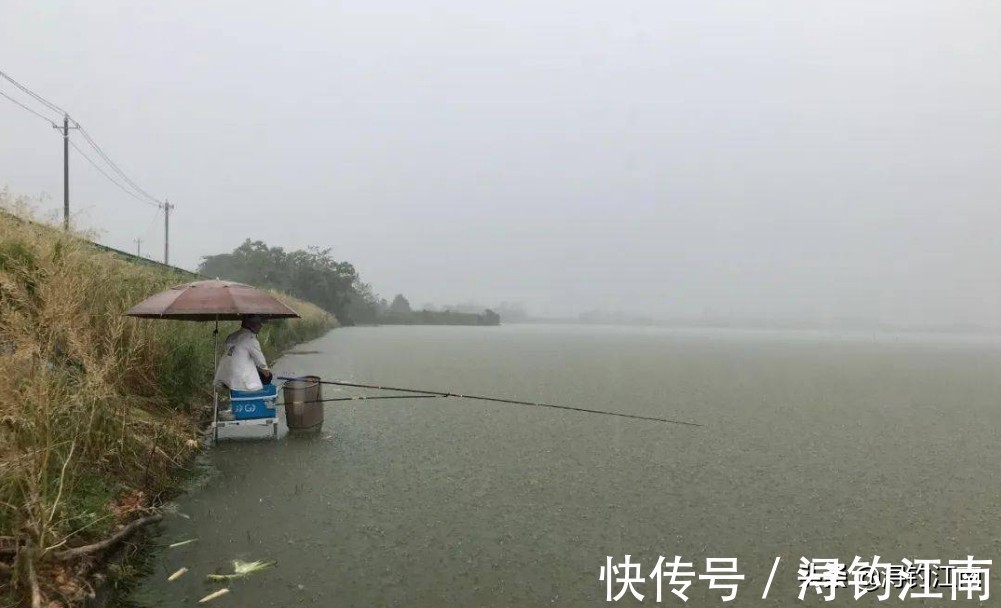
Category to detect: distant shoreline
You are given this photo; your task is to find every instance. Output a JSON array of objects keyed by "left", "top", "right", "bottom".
[
  {"left": 371, "top": 308, "right": 501, "bottom": 326},
  {"left": 505, "top": 317, "right": 1001, "bottom": 336}
]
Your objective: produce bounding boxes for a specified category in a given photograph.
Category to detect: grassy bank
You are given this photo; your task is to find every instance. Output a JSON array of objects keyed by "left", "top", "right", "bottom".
[{"left": 0, "top": 199, "right": 335, "bottom": 607}]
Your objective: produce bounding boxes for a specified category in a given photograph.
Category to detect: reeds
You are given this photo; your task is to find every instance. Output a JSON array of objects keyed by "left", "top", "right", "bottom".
[{"left": 0, "top": 193, "right": 335, "bottom": 606}]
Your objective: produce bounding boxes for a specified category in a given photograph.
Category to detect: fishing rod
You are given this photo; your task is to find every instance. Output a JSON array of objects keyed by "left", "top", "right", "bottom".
[
  {"left": 284, "top": 394, "right": 447, "bottom": 405},
  {"left": 278, "top": 377, "right": 702, "bottom": 427}
]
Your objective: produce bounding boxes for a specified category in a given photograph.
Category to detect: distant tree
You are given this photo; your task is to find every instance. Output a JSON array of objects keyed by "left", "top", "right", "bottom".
[
  {"left": 198, "top": 240, "right": 498, "bottom": 328},
  {"left": 389, "top": 294, "right": 412, "bottom": 314},
  {"left": 199, "top": 239, "right": 365, "bottom": 323},
  {"left": 199, "top": 240, "right": 288, "bottom": 288},
  {"left": 345, "top": 279, "right": 380, "bottom": 324}
]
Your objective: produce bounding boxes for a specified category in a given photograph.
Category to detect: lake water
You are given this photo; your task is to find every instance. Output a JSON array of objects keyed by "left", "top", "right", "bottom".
[{"left": 129, "top": 324, "right": 1001, "bottom": 606}]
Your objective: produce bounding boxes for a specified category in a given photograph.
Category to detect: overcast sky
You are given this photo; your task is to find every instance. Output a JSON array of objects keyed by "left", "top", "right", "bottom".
[{"left": 2, "top": 1, "right": 999, "bottom": 326}]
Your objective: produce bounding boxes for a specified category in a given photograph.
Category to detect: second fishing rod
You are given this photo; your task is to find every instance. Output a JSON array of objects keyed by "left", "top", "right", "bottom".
[{"left": 277, "top": 377, "right": 703, "bottom": 427}]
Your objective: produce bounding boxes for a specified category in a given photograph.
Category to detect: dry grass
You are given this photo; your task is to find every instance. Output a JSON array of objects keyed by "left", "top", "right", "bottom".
[{"left": 0, "top": 192, "right": 335, "bottom": 606}]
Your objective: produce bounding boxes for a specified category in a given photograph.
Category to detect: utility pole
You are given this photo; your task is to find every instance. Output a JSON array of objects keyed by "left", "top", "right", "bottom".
[
  {"left": 134, "top": 238, "right": 142, "bottom": 257},
  {"left": 162, "top": 200, "right": 174, "bottom": 265},
  {"left": 63, "top": 114, "right": 69, "bottom": 230},
  {"left": 52, "top": 114, "right": 77, "bottom": 230}
]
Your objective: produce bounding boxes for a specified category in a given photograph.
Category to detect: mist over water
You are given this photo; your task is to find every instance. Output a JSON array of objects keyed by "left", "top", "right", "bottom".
[
  {"left": 132, "top": 325, "right": 1001, "bottom": 606},
  {"left": 4, "top": 1, "right": 1001, "bottom": 328}
]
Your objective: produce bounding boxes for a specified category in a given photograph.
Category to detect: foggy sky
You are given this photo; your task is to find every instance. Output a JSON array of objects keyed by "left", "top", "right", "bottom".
[{"left": 2, "top": 1, "right": 1000, "bottom": 327}]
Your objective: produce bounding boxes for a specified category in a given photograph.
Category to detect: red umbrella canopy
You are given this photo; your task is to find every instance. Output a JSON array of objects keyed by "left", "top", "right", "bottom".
[{"left": 125, "top": 279, "right": 300, "bottom": 321}]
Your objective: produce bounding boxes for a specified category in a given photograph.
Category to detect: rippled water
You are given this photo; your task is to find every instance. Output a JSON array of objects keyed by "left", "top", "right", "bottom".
[{"left": 129, "top": 325, "right": 1001, "bottom": 606}]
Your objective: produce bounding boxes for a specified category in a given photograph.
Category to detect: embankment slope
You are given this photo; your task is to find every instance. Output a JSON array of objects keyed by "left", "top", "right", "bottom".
[{"left": 0, "top": 205, "right": 335, "bottom": 606}]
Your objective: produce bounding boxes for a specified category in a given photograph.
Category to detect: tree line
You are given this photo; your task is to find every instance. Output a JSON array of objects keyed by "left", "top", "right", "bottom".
[
  {"left": 199, "top": 240, "right": 499, "bottom": 326},
  {"left": 199, "top": 240, "right": 380, "bottom": 324},
  {"left": 380, "top": 294, "right": 500, "bottom": 326}
]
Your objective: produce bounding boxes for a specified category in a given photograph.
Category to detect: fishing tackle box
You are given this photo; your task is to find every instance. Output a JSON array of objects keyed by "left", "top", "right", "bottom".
[{"left": 229, "top": 384, "right": 278, "bottom": 420}]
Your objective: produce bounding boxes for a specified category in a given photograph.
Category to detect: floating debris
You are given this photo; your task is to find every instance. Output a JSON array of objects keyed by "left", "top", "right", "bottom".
[
  {"left": 199, "top": 588, "right": 229, "bottom": 603},
  {"left": 168, "top": 538, "right": 198, "bottom": 548},
  {"left": 167, "top": 567, "right": 188, "bottom": 582},
  {"left": 206, "top": 559, "right": 276, "bottom": 581}
]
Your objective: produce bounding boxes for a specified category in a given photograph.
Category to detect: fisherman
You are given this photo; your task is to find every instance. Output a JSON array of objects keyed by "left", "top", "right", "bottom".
[{"left": 214, "top": 315, "right": 273, "bottom": 416}]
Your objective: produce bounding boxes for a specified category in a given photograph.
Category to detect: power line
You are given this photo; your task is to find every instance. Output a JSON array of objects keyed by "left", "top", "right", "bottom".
[
  {"left": 141, "top": 206, "right": 161, "bottom": 240},
  {"left": 0, "top": 88, "right": 57, "bottom": 126},
  {"left": 2, "top": 68, "right": 163, "bottom": 208},
  {"left": 67, "top": 138, "right": 159, "bottom": 208},
  {"left": 0, "top": 69, "right": 67, "bottom": 116},
  {"left": 78, "top": 126, "right": 162, "bottom": 206},
  {"left": 2, "top": 68, "right": 172, "bottom": 257}
]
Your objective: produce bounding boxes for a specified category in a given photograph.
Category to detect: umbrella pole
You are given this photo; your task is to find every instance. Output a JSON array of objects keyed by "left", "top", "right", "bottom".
[{"left": 212, "top": 317, "right": 219, "bottom": 444}]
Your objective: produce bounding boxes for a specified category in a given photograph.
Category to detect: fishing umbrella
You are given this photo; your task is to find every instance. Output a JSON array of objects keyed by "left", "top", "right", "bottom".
[
  {"left": 125, "top": 279, "right": 300, "bottom": 440},
  {"left": 125, "top": 279, "right": 300, "bottom": 321}
]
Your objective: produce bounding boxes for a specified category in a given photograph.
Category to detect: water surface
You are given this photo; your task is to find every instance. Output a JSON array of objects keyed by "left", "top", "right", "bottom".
[{"left": 131, "top": 325, "right": 1001, "bottom": 606}]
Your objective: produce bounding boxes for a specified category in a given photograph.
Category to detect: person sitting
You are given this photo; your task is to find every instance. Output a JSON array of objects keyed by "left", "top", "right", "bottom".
[{"left": 214, "top": 316, "right": 272, "bottom": 419}]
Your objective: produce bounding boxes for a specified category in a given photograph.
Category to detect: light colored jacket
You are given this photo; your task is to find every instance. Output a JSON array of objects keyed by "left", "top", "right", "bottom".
[{"left": 213, "top": 328, "right": 268, "bottom": 391}]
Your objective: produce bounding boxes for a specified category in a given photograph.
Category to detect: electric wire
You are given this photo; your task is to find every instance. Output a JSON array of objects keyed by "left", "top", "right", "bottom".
[
  {"left": 141, "top": 206, "right": 161, "bottom": 240},
  {"left": 78, "top": 126, "right": 162, "bottom": 206},
  {"left": 0, "top": 69, "right": 68, "bottom": 116},
  {"left": 136, "top": 207, "right": 162, "bottom": 257},
  {"left": 2, "top": 68, "right": 164, "bottom": 208},
  {"left": 0, "top": 88, "right": 57, "bottom": 126},
  {"left": 67, "top": 139, "right": 160, "bottom": 208}
]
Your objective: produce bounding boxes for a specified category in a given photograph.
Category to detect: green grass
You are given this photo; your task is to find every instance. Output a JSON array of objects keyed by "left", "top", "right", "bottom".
[{"left": 62, "top": 476, "right": 117, "bottom": 541}]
